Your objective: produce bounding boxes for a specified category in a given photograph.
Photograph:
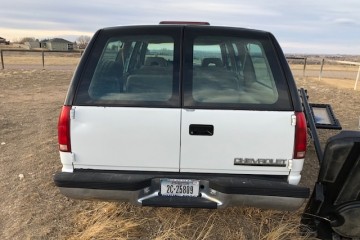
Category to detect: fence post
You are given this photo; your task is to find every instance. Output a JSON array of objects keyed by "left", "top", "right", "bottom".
[
  {"left": 42, "top": 51, "right": 45, "bottom": 69},
  {"left": 1, "top": 50, "right": 4, "bottom": 70},
  {"left": 319, "top": 58, "right": 325, "bottom": 81},
  {"left": 355, "top": 66, "right": 360, "bottom": 90},
  {"left": 303, "top": 57, "right": 307, "bottom": 77}
]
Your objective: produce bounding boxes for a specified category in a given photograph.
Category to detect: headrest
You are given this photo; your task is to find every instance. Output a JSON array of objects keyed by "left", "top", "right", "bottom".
[{"left": 201, "top": 58, "right": 223, "bottom": 68}]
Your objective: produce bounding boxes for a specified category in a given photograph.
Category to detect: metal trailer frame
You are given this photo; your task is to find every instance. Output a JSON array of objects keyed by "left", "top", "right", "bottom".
[{"left": 299, "top": 88, "right": 360, "bottom": 239}]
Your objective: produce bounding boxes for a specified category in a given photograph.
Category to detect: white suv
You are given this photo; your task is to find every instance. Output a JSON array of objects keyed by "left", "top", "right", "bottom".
[{"left": 54, "top": 22, "right": 309, "bottom": 210}]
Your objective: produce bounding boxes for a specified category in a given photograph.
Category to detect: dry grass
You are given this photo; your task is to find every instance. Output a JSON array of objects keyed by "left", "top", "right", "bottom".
[
  {"left": 66, "top": 202, "right": 312, "bottom": 240},
  {"left": 312, "top": 77, "right": 360, "bottom": 90},
  {"left": 69, "top": 203, "right": 143, "bottom": 240}
]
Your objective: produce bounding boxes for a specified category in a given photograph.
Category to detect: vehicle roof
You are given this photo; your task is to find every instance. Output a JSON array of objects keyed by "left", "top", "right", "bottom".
[{"left": 100, "top": 24, "right": 271, "bottom": 36}]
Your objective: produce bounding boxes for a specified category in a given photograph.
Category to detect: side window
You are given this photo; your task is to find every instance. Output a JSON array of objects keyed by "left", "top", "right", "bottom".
[
  {"left": 193, "top": 44, "right": 222, "bottom": 67},
  {"left": 247, "top": 43, "right": 274, "bottom": 88},
  {"left": 123, "top": 41, "right": 136, "bottom": 71},
  {"left": 102, "top": 40, "right": 123, "bottom": 61},
  {"left": 78, "top": 35, "right": 178, "bottom": 107},
  {"left": 223, "top": 44, "right": 233, "bottom": 70},
  {"left": 146, "top": 43, "right": 174, "bottom": 63},
  {"left": 232, "top": 43, "right": 243, "bottom": 71}
]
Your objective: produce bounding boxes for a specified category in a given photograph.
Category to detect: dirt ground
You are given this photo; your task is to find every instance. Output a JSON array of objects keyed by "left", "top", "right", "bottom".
[{"left": 0, "top": 64, "right": 359, "bottom": 239}]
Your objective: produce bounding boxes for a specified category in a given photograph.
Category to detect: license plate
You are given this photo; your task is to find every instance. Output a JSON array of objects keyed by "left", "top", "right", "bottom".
[{"left": 160, "top": 179, "right": 200, "bottom": 197}]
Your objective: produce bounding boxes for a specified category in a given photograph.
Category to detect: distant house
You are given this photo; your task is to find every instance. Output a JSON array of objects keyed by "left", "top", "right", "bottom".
[
  {"left": 25, "top": 41, "right": 40, "bottom": 49},
  {"left": 0, "top": 37, "right": 10, "bottom": 45},
  {"left": 40, "top": 38, "right": 74, "bottom": 51}
]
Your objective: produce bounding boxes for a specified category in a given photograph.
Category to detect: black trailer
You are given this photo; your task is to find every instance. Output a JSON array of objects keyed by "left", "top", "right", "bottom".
[{"left": 299, "top": 88, "right": 360, "bottom": 239}]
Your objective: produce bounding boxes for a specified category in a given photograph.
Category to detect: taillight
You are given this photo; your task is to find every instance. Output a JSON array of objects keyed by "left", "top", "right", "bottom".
[
  {"left": 294, "top": 112, "right": 307, "bottom": 159},
  {"left": 58, "top": 106, "right": 71, "bottom": 152}
]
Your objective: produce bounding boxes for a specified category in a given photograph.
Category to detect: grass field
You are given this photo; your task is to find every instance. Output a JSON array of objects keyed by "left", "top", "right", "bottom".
[{"left": 1, "top": 56, "right": 359, "bottom": 239}]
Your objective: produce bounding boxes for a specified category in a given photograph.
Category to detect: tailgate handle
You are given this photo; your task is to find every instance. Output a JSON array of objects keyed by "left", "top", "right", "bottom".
[{"left": 189, "top": 124, "right": 214, "bottom": 136}]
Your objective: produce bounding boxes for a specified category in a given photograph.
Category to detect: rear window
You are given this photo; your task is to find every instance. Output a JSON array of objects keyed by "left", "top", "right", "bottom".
[
  {"left": 183, "top": 30, "right": 292, "bottom": 110},
  {"left": 74, "top": 30, "right": 181, "bottom": 107},
  {"left": 74, "top": 27, "right": 292, "bottom": 110}
]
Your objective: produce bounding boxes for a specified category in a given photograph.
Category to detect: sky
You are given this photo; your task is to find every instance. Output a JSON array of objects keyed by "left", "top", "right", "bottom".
[{"left": 1, "top": 0, "right": 359, "bottom": 54}]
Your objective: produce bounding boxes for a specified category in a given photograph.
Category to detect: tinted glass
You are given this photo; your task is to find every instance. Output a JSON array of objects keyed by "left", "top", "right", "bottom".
[
  {"left": 74, "top": 27, "right": 291, "bottom": 110},
  {"left": 191, "top": 37, "right": 278, "bottom": 104},
  {"left": 75, "top": 31, "right": 180, "bottom": 107},
  {"left": 183, "top": 29, "right": 292, "bottom": 111}
]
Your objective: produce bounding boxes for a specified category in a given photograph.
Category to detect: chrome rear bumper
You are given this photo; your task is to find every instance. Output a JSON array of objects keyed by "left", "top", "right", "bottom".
[{"left": 54, "top": 171, "right": 309, "bottom": 211}]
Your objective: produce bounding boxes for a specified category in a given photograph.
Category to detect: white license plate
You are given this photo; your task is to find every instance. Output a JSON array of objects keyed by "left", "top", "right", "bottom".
[{"left": 160, "top": 179, "right": 200, "bottom": 197}]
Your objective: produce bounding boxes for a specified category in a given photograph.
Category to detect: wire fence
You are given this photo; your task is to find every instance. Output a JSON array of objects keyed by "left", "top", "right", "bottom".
[
  {"left": 287, "top": 57, "right": 360, "bottom": 90},
  {"left": 1, "top": 49, "right": 360, "bottom": 90},
  {"left": 0, "top": 49, "right": 83, "bottom": 71}
]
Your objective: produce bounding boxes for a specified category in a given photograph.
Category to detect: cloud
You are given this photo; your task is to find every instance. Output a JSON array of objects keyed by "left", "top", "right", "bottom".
[
  {"left": 0, "top": 0, "right": 360, "bottom": 53},
  {"left": 167, "top": 2, "right": 279, "bottom": 17},
  {"left": 333, "top": 18, "right": 359, "bottom": 26},
  {"left": 280, "top": 41, "right": 360, "bottom": 54}
]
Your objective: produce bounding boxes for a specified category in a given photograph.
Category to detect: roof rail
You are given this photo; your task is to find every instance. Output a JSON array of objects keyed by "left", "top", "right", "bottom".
[{"left": 159, "top": 21, "right": 210, "bottom": 25}]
